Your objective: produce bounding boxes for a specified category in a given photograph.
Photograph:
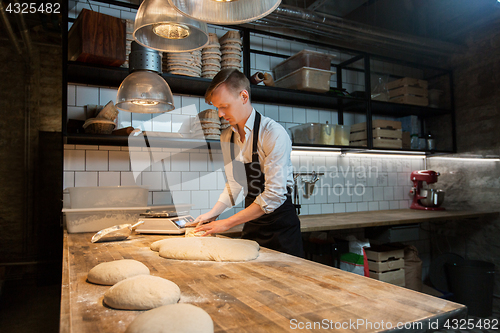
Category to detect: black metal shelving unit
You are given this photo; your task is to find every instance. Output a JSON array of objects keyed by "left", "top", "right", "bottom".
[{"left": 63, "top": 0, "right": 456, "bottom": 154}]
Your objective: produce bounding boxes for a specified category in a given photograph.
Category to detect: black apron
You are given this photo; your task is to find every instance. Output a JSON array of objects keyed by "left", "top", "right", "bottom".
[{"left": 230, "top": 111, "right": 304, "bottom": 257}]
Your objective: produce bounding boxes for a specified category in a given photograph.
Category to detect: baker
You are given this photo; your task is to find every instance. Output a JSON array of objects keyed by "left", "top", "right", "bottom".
[{"left": 190, "top": 69, "right": 304, "bottom": 257}]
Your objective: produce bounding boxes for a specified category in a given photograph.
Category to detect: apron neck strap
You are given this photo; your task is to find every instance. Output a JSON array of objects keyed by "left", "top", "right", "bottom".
[
  {"left": 252, "top": 111, "right": 261, "bottom": 159},
  {"left": 230, "top": 111, "right": 261, "bottom": 160}
]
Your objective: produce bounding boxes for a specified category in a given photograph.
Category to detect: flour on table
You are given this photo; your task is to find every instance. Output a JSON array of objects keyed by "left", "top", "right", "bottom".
[
  {"left": 152, "top": 237, "right": 260, "bottom": 262},
  {"left": 103, "top": 275, "right": 180, "bottom": 310},
  {"left": 125, "top": 303, "right": 213, "bottom": 333},
  {"left": 87, "top": 259, "right": 150, "bottom": 285}
]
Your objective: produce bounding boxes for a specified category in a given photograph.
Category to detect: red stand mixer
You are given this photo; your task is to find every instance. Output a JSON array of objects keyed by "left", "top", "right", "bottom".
[{"left": 410, "top": 170, "right": 445, "bottom": 210}]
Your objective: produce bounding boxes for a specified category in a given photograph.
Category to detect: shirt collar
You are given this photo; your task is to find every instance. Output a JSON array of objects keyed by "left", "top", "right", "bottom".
[{"left": 231, "top": 108, "right": 256, "bottom": 136}]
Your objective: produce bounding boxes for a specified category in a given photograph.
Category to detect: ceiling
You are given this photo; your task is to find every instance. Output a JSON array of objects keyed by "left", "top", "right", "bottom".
[
  {"left": 281, "top": 0, "right": 500, "bottom": 44},
  {"left": 2, "top": 0, "right": 500, "bottom": 64}
]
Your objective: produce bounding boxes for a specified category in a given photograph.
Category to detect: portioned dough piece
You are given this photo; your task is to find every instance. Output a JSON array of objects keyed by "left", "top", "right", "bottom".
[
  {"left": 87, "top": 259, "right": 150, "bottom": 285},
  {"left": 125, "top": 303, "right": 213, "bottom": 333},
  {"left": 184, "top": 227, "right": 211, "bottom": 237},
  {"left": 150, "top": 238, "right": 171, "bottom": 252},
  {"left": 157, "top": 237, "right": 259, "bottom": 262},
  {"left": 103, "top": 275, "right": 180, "bottom": 310}
]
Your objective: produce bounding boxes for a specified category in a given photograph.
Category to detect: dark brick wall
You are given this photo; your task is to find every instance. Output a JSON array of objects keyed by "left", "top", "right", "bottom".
[
  {"left": 0, "top": 39, "right": 62, "bottom": 271},
  {"left": 0, "top": 43, "right": 30, "bottom": 262},
  {"left": 428, "top": 17, "right": 500, "bottom": 313}
]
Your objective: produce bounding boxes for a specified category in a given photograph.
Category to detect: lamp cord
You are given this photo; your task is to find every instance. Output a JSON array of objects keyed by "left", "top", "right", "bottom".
[{"left": 86, "top": 0, "right": 94, "bottom": 11}]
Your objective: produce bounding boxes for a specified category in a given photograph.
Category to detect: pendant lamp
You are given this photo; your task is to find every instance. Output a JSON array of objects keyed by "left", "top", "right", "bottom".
[
  {"left": 116, "top": 42, "right": 175, "bottom": 113},
  {"left": 168, "top": 0, "right": 282, "bottom": 25},
  {"left": 134, "top": 0, "right": 209, "bottom": 52}
]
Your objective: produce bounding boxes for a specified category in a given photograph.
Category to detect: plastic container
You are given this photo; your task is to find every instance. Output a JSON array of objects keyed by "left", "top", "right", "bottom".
[
  {"left": 335, "top": 125, "right": 351, "bottom": 146},
  {"left": 63, "top": 206, "right": 148, "bottom": 233},
  {"left": 274, "top": 67, "right": 335, "bottom": 93},
  {"left": 446, "top": 260, "right": 495, "bottom": 317},
  {"left": 289, "top": 123, "right": 336, "bottom": 145},
  {"left": 68, "top": 186, "right": 148, "bottom": 209},
  {"left": 273, "top": 50, "right": 336, "bottom": 80}
]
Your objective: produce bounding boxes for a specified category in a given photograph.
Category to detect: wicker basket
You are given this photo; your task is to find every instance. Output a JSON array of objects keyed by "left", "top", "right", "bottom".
[
  {"left": 96, "top": 100, "right": 119, "bottom": 121},
  {"left": 83, "top": 118, "right": 116, "bottom": 134},
  {"left": 208, "top": 33, "right": 219, "bottom": 44},
  {"left": 198, "top": 109, "right": 219, "bottom": 119}
]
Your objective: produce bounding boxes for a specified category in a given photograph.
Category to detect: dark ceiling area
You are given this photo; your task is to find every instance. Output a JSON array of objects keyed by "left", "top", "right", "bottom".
[
  {"left": 282, "top": 0, "right": 500, "bottom": 43},
  {"left": 2, "top": 0, "right": 500, "bottom": 64}
]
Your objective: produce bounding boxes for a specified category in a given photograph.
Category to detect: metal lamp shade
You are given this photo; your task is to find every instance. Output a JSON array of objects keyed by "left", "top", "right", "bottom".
[
  {"left": 116, "top": 71, "right": 175, "bottom": 113},
  {"left": 134, "top": 0, "right": 209, "bottom": 52},
  {"left": 168, "top": 0, "right": 282, "bottom": 25}
]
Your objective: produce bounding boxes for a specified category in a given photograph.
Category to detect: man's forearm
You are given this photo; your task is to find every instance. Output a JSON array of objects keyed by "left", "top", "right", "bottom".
[
  {"left": 226, "top": 203, "right": 265, "bottom": 228},
  {"left": 210, "top": 201, "right": 229, "bottom": 217}
]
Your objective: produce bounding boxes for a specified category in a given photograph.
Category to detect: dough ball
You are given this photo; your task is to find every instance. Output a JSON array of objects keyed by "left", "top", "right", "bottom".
[
  {"left": 87, "top": 259, "right": 150, "bottom": 285},
  {"left": 184, "top": 227, "right": 211, "bottom": 237},
  {"left": 157, "top": 237, "right": 259, "bottom": 262},
  {"left": 125, "top": 303, "right": 213, "bottom": 333},
  {"left": 104, "top": 275, "right": 180, "bottom": 310}
]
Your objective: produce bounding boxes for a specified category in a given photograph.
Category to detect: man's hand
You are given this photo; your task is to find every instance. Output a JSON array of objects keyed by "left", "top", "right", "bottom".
[
  {"left": 192, "top": 219, "right": 235, "bottom": 236},
  {"left": 187, "top": 213, "right": 218, "bottom": 227}
]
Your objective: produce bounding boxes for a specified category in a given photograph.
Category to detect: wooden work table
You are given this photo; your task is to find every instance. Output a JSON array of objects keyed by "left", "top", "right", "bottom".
[
  {"left": 298, "top": 209, "right": 498, "bottom": 232},
  {"left": 61, "top": 231, "right": 467, "bottom": 333},
  {"left": 224, "top": 209, "right": 499, "bottom": 235}
]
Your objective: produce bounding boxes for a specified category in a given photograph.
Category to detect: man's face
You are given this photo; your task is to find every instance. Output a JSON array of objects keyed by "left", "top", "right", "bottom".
[{"left": 210, "top": 84, "right": 248, "bottom": 126}]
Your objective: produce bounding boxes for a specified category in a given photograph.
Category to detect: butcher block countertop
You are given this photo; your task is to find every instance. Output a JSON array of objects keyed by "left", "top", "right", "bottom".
[
  {"left": 223, "top": 209, "right": 499, "bottom": 235},
  {"left": 297, "top": 209, "right": 499, "bottom": 232},
  {"left": 61, "top": 232, "right": 467, "bottom": 333}
]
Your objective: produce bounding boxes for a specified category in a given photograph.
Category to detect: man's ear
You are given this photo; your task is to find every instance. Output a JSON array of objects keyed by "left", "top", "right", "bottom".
[{"left": 240, "top": 90, "right": 249, "bottom": 104}]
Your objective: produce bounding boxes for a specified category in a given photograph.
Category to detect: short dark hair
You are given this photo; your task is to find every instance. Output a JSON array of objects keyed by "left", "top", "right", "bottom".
[{"left": 205, "top": 69, "right": 251, "bottom": 104}]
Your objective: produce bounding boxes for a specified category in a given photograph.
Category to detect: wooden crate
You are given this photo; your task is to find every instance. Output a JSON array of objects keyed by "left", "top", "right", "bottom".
[
  {"left": 387, "top": 77, "right": 428, "bottom": 106},
  {"left": 390, "top": 95, "right": 428, "bottom": 106},
  {"left": 369, "top": 269, "right": 405, "bottom": 287},
  {"left": 368, "top": 258, "right": 404, "bottom": 272},
  {"left": 68, "top": 9, "right": 126, "bottom": 67},
  {"left": 350, "top": 120, "right": 402, "bottom": 149},
  {"left": 386, "top": 77, "right": 428, "bottom": 90},
  {"left": 365, "top": 245, "right": 404, "bottom": 261},
  {"left": 366, "top": 246, "right": 405, "bottom": 286}
]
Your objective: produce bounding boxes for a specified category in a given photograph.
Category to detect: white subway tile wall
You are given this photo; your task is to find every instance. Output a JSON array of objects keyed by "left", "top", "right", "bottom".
[{"left": 65, "top": 144, "right": 423, "bottom": 215}]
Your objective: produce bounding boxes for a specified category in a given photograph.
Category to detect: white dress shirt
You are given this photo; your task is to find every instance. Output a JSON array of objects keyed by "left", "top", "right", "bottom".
[{"left": 218, "top": 109, "right": 294, "bottom": 214}]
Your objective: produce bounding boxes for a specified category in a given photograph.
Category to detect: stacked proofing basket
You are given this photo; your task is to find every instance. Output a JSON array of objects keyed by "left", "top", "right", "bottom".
[
  {"left": 220, "top": 31, "right": 242, "bottom": 70},
  {"left": 163, "top": 50, "right": 202, "bottom": 77},
  {"left": 201, "top": 33, "right": 221, "bottom": 79},
  {"left": 197, "top": 109, "right": 221, "bottom": 140}
]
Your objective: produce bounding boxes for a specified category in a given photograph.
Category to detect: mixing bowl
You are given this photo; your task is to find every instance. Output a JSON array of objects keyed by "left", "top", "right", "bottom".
[{"left": 420, "top": 189, "right": 445, "bottom": 207}]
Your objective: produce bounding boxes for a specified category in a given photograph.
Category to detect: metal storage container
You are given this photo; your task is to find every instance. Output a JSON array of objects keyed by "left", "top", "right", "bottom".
[{"left": 289, "top": 123, "right": 336, "bottom": 145}]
